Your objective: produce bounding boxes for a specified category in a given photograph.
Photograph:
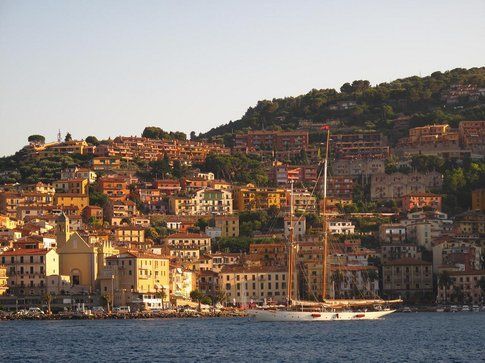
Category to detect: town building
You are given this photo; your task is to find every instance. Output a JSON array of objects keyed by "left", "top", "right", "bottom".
[
  {"left": 60, "top": 167, "right": 97, "bottom": 184},
  {"left": 53, "top": 193, "right": 89, "bottom": 212},
  {"left": 234, "top": 130, "right": 309, "bottom": 154},
  {"left": 249, "top": 243, "right": 287, "bottom": 267},
  {"left": 370, "top": 171, "right": 442, "bottom": 201},
  {"left": 382, "top": 258, "right": 433, "bottom": 301},
  {"left": 291, "top": 190, "right": 317, "bottom": 214},
  {"left": 458, "top": 120, "right": 485, "bottom": 156},
  {"left": 166, "top": 233, "right": 212, "bottom": 253},
  {"left": 328, "top": 220, "right": 355, "bottom": 235},
  {"left": 219, "top": 265, "right": 288, "bottom": 305},
  {"left": 284, "top": 216, "right": 306, "bottom": 240},
  {"left": 56, "top": 214, "right": 118, "bottom": 293},
  {"left": 331, "top": 158, "right": 385, "bottom": 181},
  {"left": 273, "top": 164, "right": 318, "bottom": 185},
  {"left": 454, "top": 210, "right": 485, "bottom": 236},
  {"left": 95, "top": 136, "right": 229, "bottom": 165},
  {"left": 234, "top": 185, "right": 288, "bottom": 211},
  {"left": 471, "top": 189, "right": 485, "bottom": 212},
  {"left": 379, "top": 224, "right": 407, "bottom": 243},
  {"left": 402, "top": 193, "right": 442, "bottom": 212},
  {"left": 100, "top": 251, "right": 170, "bottom": 308},
  {"left": 214, "top": 215, "right": 239, "bottom": 238},
  {"left": 53, "top": 178, "right": 88, "bottom": 195},
  {"left": 330, "top": 265, "right": 380, "bottom": 299},
  {"left": 98, "top": 176, "right": 130, "bottom": 202},
  {"left": 396, "top": 124, "right": 468, "bottom": 158},
  {"left": 436, "top": 270, "right": 485, "bottom": 305},
  {"left": 0, "top": 249, "right": 64, "bottom": 296}
]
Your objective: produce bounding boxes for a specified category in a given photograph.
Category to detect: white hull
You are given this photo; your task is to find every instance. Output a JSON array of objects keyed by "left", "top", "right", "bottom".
[{"left": 249, "top": 309, "right": 396, "bottom": 321}]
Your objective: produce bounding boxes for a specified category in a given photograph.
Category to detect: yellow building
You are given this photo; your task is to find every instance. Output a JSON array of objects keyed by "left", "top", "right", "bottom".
[
  {"left": 54, "top": 193, "right": 89, "bottom": 211},
  {"left": 214, "top": 215, "right": 239, "bottom": 238},
  {"left": 454, "top": 210, "right": 485, "bottom": 235},
  {"left": 0, "top": 265, "right": 7, "bottom": 296},
  {"left": 0, "top": 248, "right": 65, "bottom": 296},
  {"left": 170, "top": 266, "right": 197, "bottom": 301},
  {"left": 234, "top": 184, "right": 287, "bottom": 211},
  {"left": 0, "top": 214, "right": 17, "bottom": 229},
  {"left": 472, "top": 189, "right": 485, "bottom": 212},
  {"left": 31, "top": 140, "right": 89, "bottom": 158},
  {"left": 53, "top": 178, "right": 88, "bottom": 195},
  {"left": 100, "top": 251, "right": 170, "bottom": 308},
  {"left": 219, "top": 265, "right": 288, "bottom": 305},
  {"left": 114, "top": 226, "right": 146, "bottom": 244},
  {"left": 56, "top": 213, "right": 118, "bottom": 293}
]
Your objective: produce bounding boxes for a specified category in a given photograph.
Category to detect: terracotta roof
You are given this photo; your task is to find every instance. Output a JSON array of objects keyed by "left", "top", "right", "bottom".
[
  {"left": 1, "top": 248, "right": 52, "bottom": 256},
  {"left": 107, "top": 250, "right": 169, "bottom": 260},
  {"left": 448, "top": 270, "right": 485, "bottom": 276},
  {"left": 331, "top": 265, "right": 378, "bottom": 271},
  {"left": 220, "top": 265, "right": 286, "bottom": 274},
  {"left": 383, "top": 258, "right": 432, "bottom": 266},
  {"left": 167, "top": 233, "right": 210, "bottom": 239}
]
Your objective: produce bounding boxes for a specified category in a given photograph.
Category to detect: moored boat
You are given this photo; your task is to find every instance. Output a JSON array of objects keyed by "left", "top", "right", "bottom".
[{"left": 250, "top": 127, "right": 401, "bottom": 322}]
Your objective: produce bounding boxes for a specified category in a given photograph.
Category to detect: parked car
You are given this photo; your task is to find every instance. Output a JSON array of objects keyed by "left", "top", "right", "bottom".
[
  {"left": 28, "top": 307, "right": 45, "bottom": 315},
  {"left": 113, "top": 306, "right": 131, "bottom": 314},
  {"left": 92, "top": 306, "right": 105, "bottom": 314}
]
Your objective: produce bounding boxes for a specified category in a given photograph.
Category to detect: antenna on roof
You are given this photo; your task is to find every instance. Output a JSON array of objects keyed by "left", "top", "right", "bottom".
[{"left": 57, "top": 129, "right": 62, "bottom": 143}]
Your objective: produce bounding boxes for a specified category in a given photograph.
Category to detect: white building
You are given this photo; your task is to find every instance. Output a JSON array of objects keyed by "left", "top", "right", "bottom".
[
  {"left": 328, "top": 221, "right": 355, "bottom": 235},
  {"left": 284, "top": 216, "right": 306, "bottom": 239}
]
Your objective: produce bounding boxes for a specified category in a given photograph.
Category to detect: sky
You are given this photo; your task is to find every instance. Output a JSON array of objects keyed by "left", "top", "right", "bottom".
[{"left": 0, "top": 0, "right": 484, "bottom": 156}]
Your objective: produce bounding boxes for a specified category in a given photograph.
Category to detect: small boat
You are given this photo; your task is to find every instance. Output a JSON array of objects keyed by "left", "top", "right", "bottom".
[
  {"left": 450, "top": 305, "right": 458, "bottom": 312},
  {"left": 435, "top": 307, "right": 445, "bottom": 312},
  {"left": 461, "top": 305, "right": 470, "bottom": 312},
  {"left": 472, "top": 305, "right": 480, "bottom": 312},
  {"left": 401, "top": 307, "right": 412, "bottom": 313}
]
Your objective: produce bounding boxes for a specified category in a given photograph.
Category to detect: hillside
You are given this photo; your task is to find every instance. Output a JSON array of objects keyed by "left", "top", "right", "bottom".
[{"left": 200, "top": 67, "right": 485, "bottom": 146}]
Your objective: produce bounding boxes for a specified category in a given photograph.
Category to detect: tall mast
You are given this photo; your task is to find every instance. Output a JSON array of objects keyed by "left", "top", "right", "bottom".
[
  {"left": 287, "top": 181, "right": 294, "bottom": 305},
  {"left": 322, "top": 128, "right": 330, "bottom": 301}
]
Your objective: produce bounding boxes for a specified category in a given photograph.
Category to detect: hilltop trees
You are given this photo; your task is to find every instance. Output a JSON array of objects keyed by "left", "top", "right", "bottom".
[
  {"left": 142, "top": 126, "right": 186, "bottom": 141},
  {"left": 28, "top": 135, "right": 45, "bottom": 144},
  {"left": 200, "top": 67, "right": 485, "bottom": 146},
  {"left": 200, "top": 153, "right": 269, "bottom": 185}
]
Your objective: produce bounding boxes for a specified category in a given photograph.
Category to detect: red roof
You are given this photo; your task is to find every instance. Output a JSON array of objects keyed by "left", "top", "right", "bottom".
[
  {"left": 1, "top": 248, "right": 52, "bottom": 256},
  {"left": 167, "top": 233, "right": 210, "bottom": 239},
  {"left": 383, "top": 258, "right": 432, "bottom": 266}
]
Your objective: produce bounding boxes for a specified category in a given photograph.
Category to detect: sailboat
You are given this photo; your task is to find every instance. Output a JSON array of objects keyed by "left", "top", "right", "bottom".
[{"left": 251, "top": 126, "right": 401, "bottom": 321}]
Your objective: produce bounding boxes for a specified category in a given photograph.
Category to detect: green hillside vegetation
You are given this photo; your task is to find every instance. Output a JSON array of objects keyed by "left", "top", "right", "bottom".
[{"left": 200, "top": 67, "right": 485, "bottom": 146}]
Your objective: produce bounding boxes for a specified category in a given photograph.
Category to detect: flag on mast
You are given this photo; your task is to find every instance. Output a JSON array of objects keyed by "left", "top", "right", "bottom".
[{"left": 321, "top": 124, "right": 330, "bottom": 130}]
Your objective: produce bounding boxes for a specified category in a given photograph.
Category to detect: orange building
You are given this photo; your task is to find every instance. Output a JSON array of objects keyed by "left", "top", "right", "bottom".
[
  {"left": 98, "top": 176, "right": 130, "bottom": 202},
  {"left": 472, "top": 189, "right": 485, "bottom": 212},
  {"left": 402, "top": 193, "right": 442, "bottom": 212}
]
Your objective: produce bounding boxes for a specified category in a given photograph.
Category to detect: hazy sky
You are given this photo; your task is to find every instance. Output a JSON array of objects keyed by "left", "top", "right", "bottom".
[{"left": 1, "top": 0, "right": 484, "bottom": 156}]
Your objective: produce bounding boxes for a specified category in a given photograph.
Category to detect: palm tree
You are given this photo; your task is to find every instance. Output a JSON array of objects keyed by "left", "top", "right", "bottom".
[
  {"left": 103, "top": 293, "right": 112, "bottom": 313},
  {"left": 155, "top": 286, "right": 167, "bottom": 309},
  {"left": 190, "top": 290, "right": 205, "bottom": 312},
  {"left": 475, "top": 277, "right": 485, "bottom": 303},
  {"left": 211, "top": 290, "right": 228, "bottom": 307},
  {"left": 438, "top": 271, "right": 452, "bottom": 303},
  {"left": 43, "top": 292, "right": 53, "bottom": 315},
  {"left": 451, "top": 286, "right": 464, "bottom": 304}
]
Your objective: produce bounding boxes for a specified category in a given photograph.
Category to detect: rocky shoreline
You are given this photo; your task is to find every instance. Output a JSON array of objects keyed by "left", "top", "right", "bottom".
[{"left": 0, "top": 310, "right": 249, "bottom": 320}]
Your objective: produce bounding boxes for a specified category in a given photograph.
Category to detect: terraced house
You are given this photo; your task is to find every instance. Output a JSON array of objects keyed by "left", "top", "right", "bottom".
[{"left": 234, "top": 184, "right": 287, "bottom": 211}]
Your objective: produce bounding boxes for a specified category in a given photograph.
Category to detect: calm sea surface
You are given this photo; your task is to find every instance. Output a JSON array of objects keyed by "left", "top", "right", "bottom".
[{"left": 1, "top": 313, "right": 484, "bottom": 362}]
